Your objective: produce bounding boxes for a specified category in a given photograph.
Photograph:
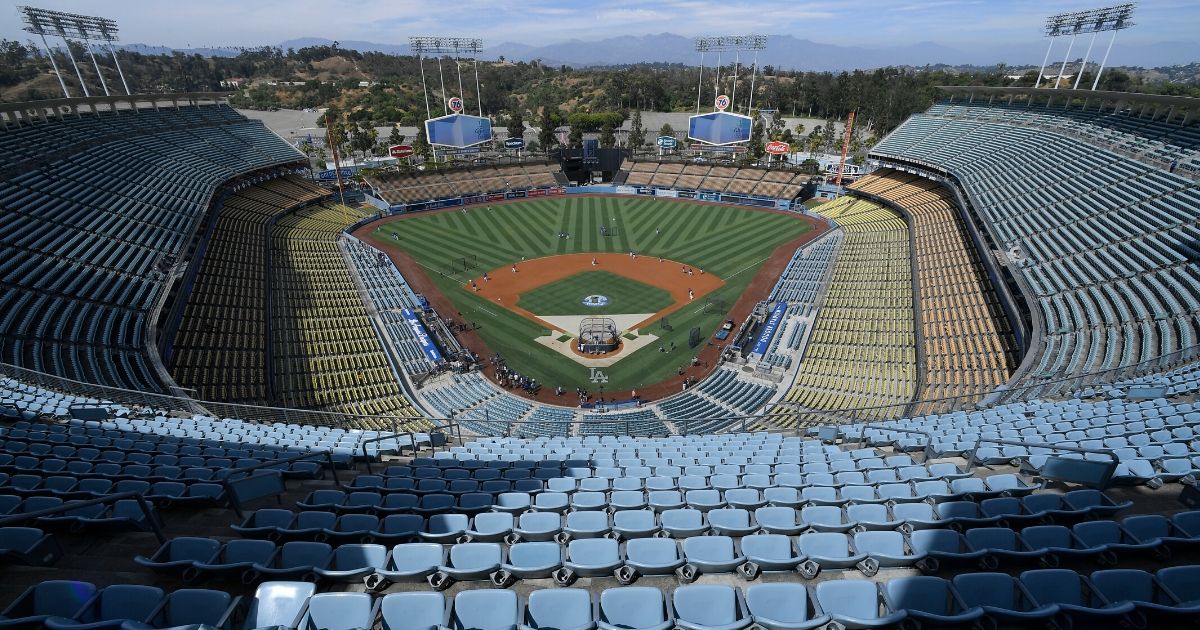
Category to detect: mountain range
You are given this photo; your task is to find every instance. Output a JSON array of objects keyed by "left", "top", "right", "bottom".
[{"left": 123, "top": 33, "right": 1200, "bottom": 71}]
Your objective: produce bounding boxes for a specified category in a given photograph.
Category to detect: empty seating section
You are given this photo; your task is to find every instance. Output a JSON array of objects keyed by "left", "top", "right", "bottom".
[
  {"left": 365, "top": 162, "right": 562, "bottom": 205},
  {"left": 659, "top": 369, "right": 776, "bottom": 434},
  {"left": 0, "top": 104, "right": 304, "bottom": 392},
  {"left": 270, "top": 204, "right": 421, "bottom": 426},
  {"left": 621, "top": 162, "right": 809, "bottom": 198},
  {"left": 927, "top": 99, "right": 1200, "bottom": 176},
  {"left": 171, "top": 176, "right": 328, "bottom": 405},
  {"left": 778, "top": 197, "right": 916, "bottom": 423},
  {"left": 342, "top": 237, "right": 440, "bottom": 376},
  {"left": 852, "top": 169, "right": 1016, "bottom": 413},
  {"left": 874, "top": 107, "right": 1200, "bottom": 396},
  {"left": 757, "top": 233, "right": 842, "bottom": 372}
]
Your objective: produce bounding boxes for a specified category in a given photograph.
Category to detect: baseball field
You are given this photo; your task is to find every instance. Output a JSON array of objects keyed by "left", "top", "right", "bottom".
[{"left": 360, "top": 195, "right": 817, "bottom": 394}]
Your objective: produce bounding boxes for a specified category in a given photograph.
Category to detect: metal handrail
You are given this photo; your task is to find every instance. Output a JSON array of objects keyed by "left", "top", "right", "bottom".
[{"left": 0, "top": 491, "right": 166, "bottom": 544}]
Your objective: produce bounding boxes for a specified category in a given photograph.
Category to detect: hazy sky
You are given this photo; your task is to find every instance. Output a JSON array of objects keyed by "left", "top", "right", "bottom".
[{"left": 2, "top": 0, "right": 1196, "bottom": 50}]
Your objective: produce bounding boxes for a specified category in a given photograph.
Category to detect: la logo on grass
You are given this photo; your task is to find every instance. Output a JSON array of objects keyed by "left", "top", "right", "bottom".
[{"left": 589, "top": 368, "right": 609, "bottom": 384}]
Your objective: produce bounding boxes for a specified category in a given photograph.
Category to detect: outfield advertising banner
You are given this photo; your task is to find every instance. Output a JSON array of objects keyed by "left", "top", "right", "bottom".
[
  {"left": 752, "top": 303, "right": 789, "bottom": 355},
  {"left": 654, "top": 189, "right": 679, "bottom": 198},
  {"left": 401, "top": 308, "right": 443, "bottom": 362},
  {"left": 614, "top": 186, "right": 638, "bottom": 195}
]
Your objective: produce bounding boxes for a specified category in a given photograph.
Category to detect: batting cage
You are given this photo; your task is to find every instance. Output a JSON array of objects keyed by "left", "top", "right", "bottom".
[
  {"left": 443, "top": 254, "right": 479, "bottom": 276},
  {"left": 578, "top": 317, "right": 619, "bottom": 354}
]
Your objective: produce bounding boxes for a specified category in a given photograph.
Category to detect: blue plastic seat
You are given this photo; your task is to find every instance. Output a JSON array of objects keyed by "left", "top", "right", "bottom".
[
  {"left": 905, "top": 529, "right": 986, "bottom": 574},
  {"left": 1092, "top": 568, "right": 1200, "bottom": 619},
  {"left": 813, "top": 580, "right": 906, "bottom": 629},
  {"left": 448, "top": 589, "right": 518, "bottom": 630},
  {"left": 496, "top": 541, "right": 563, "bottom": 582},
  {"left": 1072, "top": 520, "right": 1163, "bottom": 559},
  {"left": 1061, "top": 489, "right": 1132, "bottom": 516},
  {"left": 648, "top": 491, "right": 685, "bottom": 512},
  {"left": 301, "top": 593, "right": 373, "bottom": 630},
  {"left": 565, "top": 511, "right": 611, "bottom": 539},
  {"left": 421, "top": 514, "right": 470, "bottom": 543},
  {"left": 231, "top": 509, "right": 295, "bottom": 538},
  {"left": 560, "top": 538, "right": 622, "bottom": 581},
  {"left": 42, "top": 584, "right": 163, "bottom": 630},
  {"left": 375, "top": 514, "right": 424, "bottom": 544},
  {"left": 744, "top": 583, "right": 827, "bottom": 630},
  {"left": 799, "top": 506, "right": 852, "bottom": 532},
  {"left": 466, "top": 512, "right": 515, "bottom": 542},
  {"left": 739, "top": 534, "right": 803, "bottom": 575},
  {"left": 661, "top": 509, "right": 708, "bottom": 538},
  {"left": 1157, "top": 565, "right": 1200, "bottom": 607},
  {"left": 133, "top": 537, "right": 220, "bottom": 576},
  {"left": 431, "top": 543, "right": 503, "bottom": 588},
  {"left": 378, "top": 592, "right": 446, "bottom": 630},
  {"left": 882, "top": 576, "right": 984, "bottom": 627},
  {"left": 314, "top": 544, "right": 387, "bottom": 582},
  {"left": 533, "top": 492, "right": 570, "bottom": 513},
  {"left": 611, "top": 491, "right": 647, "bottom": 511},
  {"left": 0, "top": 580, "right": 97, "bottom": 629},
  {"left": 322, "top": 514, "right": 380, "bottom": 544},
  {"left": 250, "top": 541, "right": 332, "bottom": 581},
  {"left": 242, "top": 581, "right": 315, "bottom": 630},
  {"left": 761, "top": 487, "right": 802, "bottom": 507},
  {"left": 1019, "top": 569, "right": 1136, "bottom": 625},
  {"left": 125, "top": 588, "right": 238, "bottom": 630},
  {"left": 845, "top": 504, "right": 896, "bottom": 531},
  {"left": 189, "top": 539, "right": 277, "bottom": 582},
  {"left": 852, "top": 531, "right": 923, "bottom": 575},
  {"left": 672, "top": 585, "right": 751, "bottom": 630},
  {"left": 513, "top": 512, "right": 562, "bottom": 542},
  {"left": 597, "top": 587, "right": 672, "bottom": 630},
  {"left": 680, "top": 536, "right": 745, "bottom": 578},
  {"left": 964, "top": 527, "right": 1043, "bottom": 565},
  {"left": 1019, "top": 525, "right": 1106, "bottom": 562},
  {"left": 613, "top": 510, "right": 660, "bottom": 539},
  {"left": 522, "top": 589, "right": 593, "bottom": 630},
  {"left": 369, "top": 543, "right": 444, "bottom": 588},
  {"left": 685, "top": 490, "right": 725, "bottom": 512},
  {"left": 753, "top": 507, "right": 801, "bottom": 535},
  {"left": 707, "top": 509, "right": 758, "bottom": 537}
]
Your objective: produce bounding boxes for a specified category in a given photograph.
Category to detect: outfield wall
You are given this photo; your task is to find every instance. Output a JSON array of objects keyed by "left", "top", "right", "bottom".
[{"left": 365, "top": 184, "right": 793, "bottom": 215}]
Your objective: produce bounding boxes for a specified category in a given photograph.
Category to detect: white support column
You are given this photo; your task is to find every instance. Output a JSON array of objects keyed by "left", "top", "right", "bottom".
[
  {"left": 1034, "top": 37, "right": 1055, "bottom": 88},
  {"left": 105, "top": 41, "right": 130, "bottom": 95},
  {"left": 62, "top": 38, "right": 90, "bottom": 97},
  {"left": 437, "top": 56, "right": 447, "bottom": 114},
  {"left": 454, "top": 50, "right": 465, "bottom": 107},
  {"left": 747, "top": 50, "right": 759, "bottom": 113},
  {"left": 473, "top": 58, "right": 482, "bottom": 117},
  {"left": 731, "top": 49, "right": 740, "bottom": 109},
  {"left": 714, "top": 51, "right": 721, "bottom": 106},
  {"left": 1073, "top": 32, "right": 1097, "bottom": 90},
  {"left": 695, "top": 51, "right": 704, "bottom": 114},
  {"left": 38, "top": 32, "right": 70, "bottom": 98},
  {"left": 1054, "top": 33, "right": 1076, "bottom": 89},
  {"left": 87, "top": 45, "right": 110, "bottom": 96},
  {"left": 418, "top": 55, "right": 431, "bottom": 120},
  {"left": 1092, "top": 30, "right": 1118, "bottom": 91}
]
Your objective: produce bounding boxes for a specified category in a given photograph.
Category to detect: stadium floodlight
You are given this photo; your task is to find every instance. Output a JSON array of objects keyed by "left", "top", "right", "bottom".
[
  {"left": 1035, "top": 4, "right": 1134, "bottom": 90},
  {"left": 409, "top": 36, "right": 485, "bottom": 121},
  {"left": 693, "top": 34, "right": 767, "bottom": 114},
  {"left": 18, "top": 5, "right": 131, "bottom": 98}
]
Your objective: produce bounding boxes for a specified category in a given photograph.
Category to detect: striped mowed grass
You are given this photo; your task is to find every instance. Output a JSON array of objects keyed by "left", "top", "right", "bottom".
[{"left": 372, "top": 196, "right": 812, "bottom": 391}]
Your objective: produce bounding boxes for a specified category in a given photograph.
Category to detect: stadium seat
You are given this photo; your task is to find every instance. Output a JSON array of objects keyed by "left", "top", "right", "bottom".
[
  {"left": 672, "top": 585, "right": 752, "bottom": 630},
  {"left": 597, "top": 587, "right": 673, "bottom": 630},
  {"left": 377, "top": 592, "right": 446, "bottom": 630}
]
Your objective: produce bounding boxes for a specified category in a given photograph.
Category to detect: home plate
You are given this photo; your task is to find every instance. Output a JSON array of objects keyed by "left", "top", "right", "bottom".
[
  {"left": 535, "top": 330, "right": 661, "bottom": 367},
  {"left": 538, "top": 314, "right": 655, "bottom": 334}
]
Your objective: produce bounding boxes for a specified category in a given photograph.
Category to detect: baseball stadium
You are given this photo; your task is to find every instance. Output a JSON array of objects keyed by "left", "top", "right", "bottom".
[{"left": 4, "top": 2, "right": 1200, "bottom": 628}]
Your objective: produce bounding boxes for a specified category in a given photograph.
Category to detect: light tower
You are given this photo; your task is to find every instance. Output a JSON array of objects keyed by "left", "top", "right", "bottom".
[
  {"left": 1036, "top": 4, "right": 1135, "bottom": 90},
  {"left": 18, "top": 6, "right": 131, "bottom": 98}
]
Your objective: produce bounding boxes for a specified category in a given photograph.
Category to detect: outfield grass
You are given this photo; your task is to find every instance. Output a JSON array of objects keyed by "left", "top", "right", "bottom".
[
  {"left": 517, "top": 271, "right": 674, "bottom": 316},
  {"left": 371, "top": 196, "right": 812, "bottom": 391}
]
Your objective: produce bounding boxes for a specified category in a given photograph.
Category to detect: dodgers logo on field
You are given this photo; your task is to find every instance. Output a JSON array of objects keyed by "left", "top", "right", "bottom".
[
  {"left": 581, "top": 294, "right": 610, "bottom": 307},
  {"left": 448, "top": 96, "right": 464, "bottom": 113},
  {"left": 589, "top": 368, "right": 609, "bottom": 384},
  {"left": 715, "top": 94, "right": 730, "bottom": 111}
]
